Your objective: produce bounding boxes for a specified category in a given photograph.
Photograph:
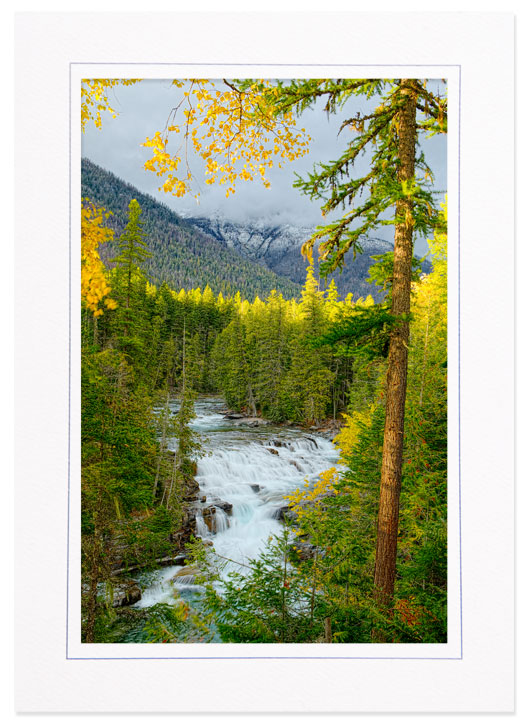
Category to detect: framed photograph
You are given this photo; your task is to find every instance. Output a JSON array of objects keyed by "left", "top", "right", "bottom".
[{"left": 14, "top": 11, "right": 514, "bottom": 713}]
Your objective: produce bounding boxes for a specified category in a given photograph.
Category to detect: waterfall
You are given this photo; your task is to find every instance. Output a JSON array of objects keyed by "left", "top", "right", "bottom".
[{"left": 135, "top": 397, "right": 340, "bottom": 606}]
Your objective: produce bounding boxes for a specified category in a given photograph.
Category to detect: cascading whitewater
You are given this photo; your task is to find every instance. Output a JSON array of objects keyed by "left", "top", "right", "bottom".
[{"left": 136, "top": 397, "right": 339, "bottom": 608}]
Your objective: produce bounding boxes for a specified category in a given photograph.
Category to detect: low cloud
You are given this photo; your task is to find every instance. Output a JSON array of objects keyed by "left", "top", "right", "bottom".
[{"left": 82, "top": 78, "right": 446, "bottom": 256}]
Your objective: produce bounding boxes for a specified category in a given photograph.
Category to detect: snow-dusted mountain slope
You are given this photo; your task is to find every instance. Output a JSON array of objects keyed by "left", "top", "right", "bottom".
[{"left": 185, "top": 213, "right": 419, "bottom": 302}]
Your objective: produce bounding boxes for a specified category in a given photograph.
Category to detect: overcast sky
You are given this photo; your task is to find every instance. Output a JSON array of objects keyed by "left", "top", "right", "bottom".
[{"left": 81, "top": 79, "right": 447, "bottom": 256}]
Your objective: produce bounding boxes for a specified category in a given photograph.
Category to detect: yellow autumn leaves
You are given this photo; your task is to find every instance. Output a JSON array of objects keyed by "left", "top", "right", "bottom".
[
  {"left": 81, "top": 79, "right": 141, "bottom": 132},
  {"left": 81, "top": 78, "right": 310, "bottom": 199},
  {"left": 285, "top": 467, "right": 339, "bottom": 538},
  {"left": 81, "top": 202, "right": 117, "bottom": 316},
  {"left": 283, "top": 404, "right": 378, "bottom": 536},
  {"left": 142, "top": 79, "right": 311, "bottom": 199},
  {"left": 333, "top": 406, "right": 377, "bottom": 459}
]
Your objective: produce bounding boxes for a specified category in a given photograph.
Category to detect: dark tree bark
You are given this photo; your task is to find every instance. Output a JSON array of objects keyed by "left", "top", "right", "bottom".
[{"left": 373, "top": 80, "right": 417, "bottom": 609}]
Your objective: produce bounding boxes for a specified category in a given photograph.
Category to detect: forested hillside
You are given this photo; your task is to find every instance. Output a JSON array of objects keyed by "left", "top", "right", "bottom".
[
  {"left": 82, "top": 159, "right": 430, "bottom": 303},
  {"left": 81, "top": 158, "right": 301, "bottom": 301},
  {"left": 186, "top": 214, "right": 429, "bottom": 301}
]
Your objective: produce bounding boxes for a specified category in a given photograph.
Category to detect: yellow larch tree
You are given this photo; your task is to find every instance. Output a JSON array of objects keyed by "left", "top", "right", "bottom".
[{"left": 81, "top": 201, "right": 117, "bottom": 317}]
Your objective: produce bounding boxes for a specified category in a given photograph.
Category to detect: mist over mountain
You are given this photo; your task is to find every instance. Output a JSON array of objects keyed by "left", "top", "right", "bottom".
[
  {"left": 82, "top": 159, "right": 429, "bottom": 303},
  {"left": 185, "top": 212, "right": 421, "bottom": 301},
  {"left": 81, "top": 158, "right": 301, "bottom": 301}
]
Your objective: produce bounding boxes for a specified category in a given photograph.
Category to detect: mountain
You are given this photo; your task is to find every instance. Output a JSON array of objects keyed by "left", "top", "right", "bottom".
[
  {"left": 81, "top": 159, "right": 302, "bottom": 301},
  {"left": 184, "top": 213, "right": 428, "bottom": 301},
  {"left": 82, "top": 159, "right": 430, "bottom": 303}
]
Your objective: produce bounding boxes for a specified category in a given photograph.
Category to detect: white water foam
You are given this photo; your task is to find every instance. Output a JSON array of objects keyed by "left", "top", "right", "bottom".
[{"left": 135, "top": 398, "right": 340, "bottom": 607}]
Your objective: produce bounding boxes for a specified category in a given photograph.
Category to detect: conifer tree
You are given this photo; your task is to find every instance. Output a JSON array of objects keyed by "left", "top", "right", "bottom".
[
  {"left": 244, "top": 78, "right": 445, "bottom": 609},
  {"left": 112, "top": 199, "right": 151, "bottom": 336},
  {"left": 165, "top": 324, "right": 203, "bottom": 510},
  {"left": 212, "top": 312, "right": 254, "bottom": 413},
  {"left": 254, "top": 291, "right": 289, "bottom": 420},
  {"left": 81, "top": 348, "right": 158, "bottom": 641},
  {"left": 144, "top": 83, "right": 446, "bottom": 598}
]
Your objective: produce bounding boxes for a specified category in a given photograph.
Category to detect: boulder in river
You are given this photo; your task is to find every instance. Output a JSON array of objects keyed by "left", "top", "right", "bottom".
[
  {"left": 274, "top": 505, "right": 299, "bottom": 524},
  {"left": 291, "top": 541, "right": 317, "bottom": 561},
  {"left": 290, "top": 459, "right": 301, "bottom": 471},
  {"left": 202, "top": 505, "right": 216, "bottom": 532},
  {"left": 112, "top": 579, "right": 142, "bottom": 608},
  {"left": 231, "top": 417, "right": 270, "bottom": 427},
  {"left": 267, "top": 448, "right": 279, "bottom": 456},
  {"left": 202, "top": 504, "right": 232, "bottom": 533},
  {"left": 171, "top": 566, "right": 203, "bottom": 585},
  {"left": 172, "top": 566, "right": 201, "bottom": 578},
  {"left": 214, "top": 499, "right": 233, "bottom": 514}
]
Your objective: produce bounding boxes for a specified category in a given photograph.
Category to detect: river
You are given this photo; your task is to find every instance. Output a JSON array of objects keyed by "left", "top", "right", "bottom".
[{"left": 133, "top": 396, "right": 340, "bottom": 629}]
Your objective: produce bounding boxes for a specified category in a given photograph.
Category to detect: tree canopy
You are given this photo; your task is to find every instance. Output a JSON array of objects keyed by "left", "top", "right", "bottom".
[{"left": 139, "top": 78, "right": 446, "bottom": 270}]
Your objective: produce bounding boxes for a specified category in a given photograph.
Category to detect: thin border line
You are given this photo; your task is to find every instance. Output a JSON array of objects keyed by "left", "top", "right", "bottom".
[
  {"left": 67, "top": 642, "right": 463, "bottom": 662},
  {"left": 69, "top": 64, "right": 461, "bottom": 660},
  {"left": 458, "top": 64, "right": 463, "bottom": 660},
  {"left": 71, "top": 62, "right": 461, "bottom": 67},
  {"left": 66, "top": 61, "right": 72, "bottom": 660}
]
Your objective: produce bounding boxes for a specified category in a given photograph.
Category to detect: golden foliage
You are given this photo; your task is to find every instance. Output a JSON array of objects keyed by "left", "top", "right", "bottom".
[
  {"left": 285, "top": 467, "right": 339, "bottom": 537},
  {"left": 81, "top": 201, "right": 117, "bottom": 316},
  {"left": 81, "top": 79, "right": 141, "bottom": 131},
  {"left": 333, "top": 405, "right": 376, "bottom": 460},
  {"left": 142, "top": 80, "right": 311, "bottom": 198}
]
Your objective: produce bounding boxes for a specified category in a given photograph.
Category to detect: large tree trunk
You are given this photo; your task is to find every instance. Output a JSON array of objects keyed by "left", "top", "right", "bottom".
[{"left": 373, "top": 81, "right": 417, "bottom": 609}]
